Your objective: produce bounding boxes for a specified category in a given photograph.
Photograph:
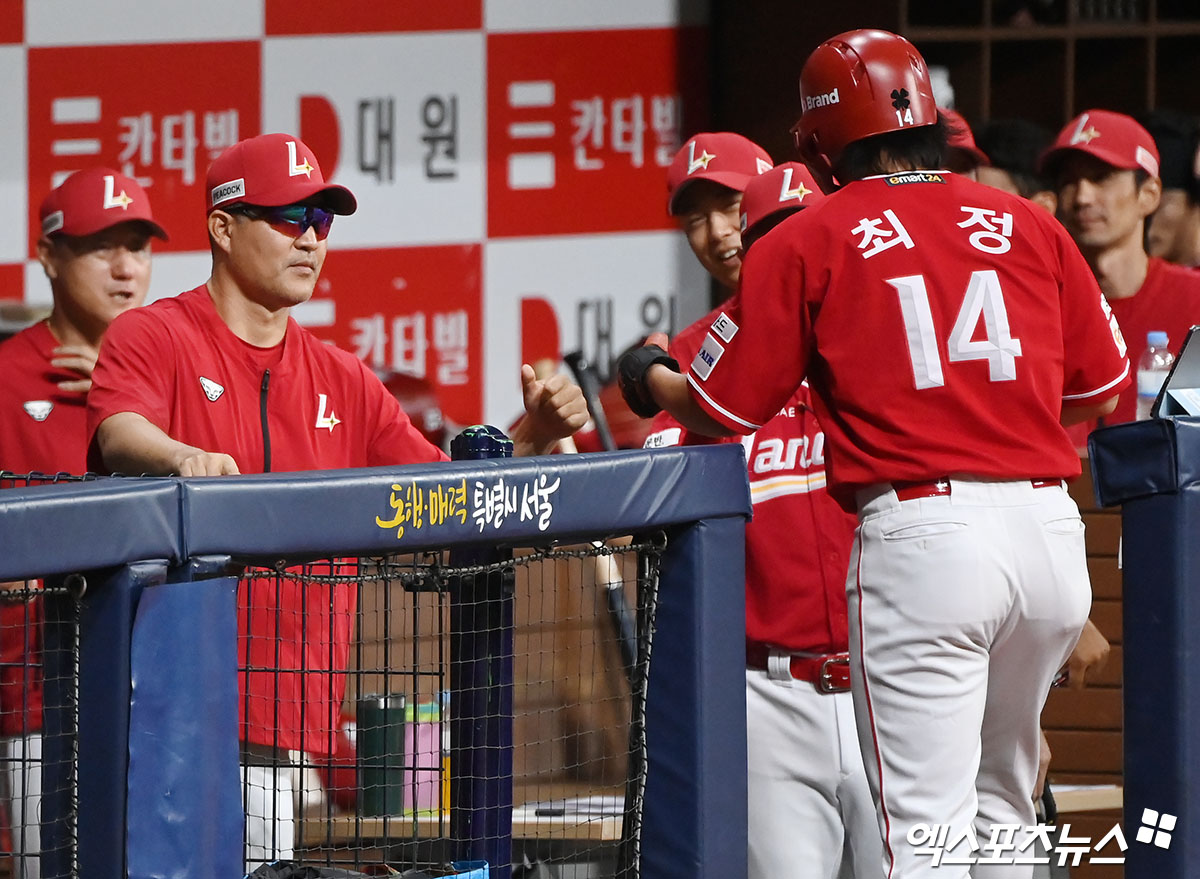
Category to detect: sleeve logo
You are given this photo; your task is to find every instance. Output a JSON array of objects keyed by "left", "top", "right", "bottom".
[
  {"left": 710, "top": 312, "right": 739, "bottom": 343},
  {"left": 690, "top": 334, "right": 725, "bottom": 381}
]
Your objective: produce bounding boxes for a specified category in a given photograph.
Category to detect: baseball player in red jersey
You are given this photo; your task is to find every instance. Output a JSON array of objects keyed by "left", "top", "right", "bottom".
[
  {"left": 0, "top": 168, "right": 164, "bottom": 879},
  {"left": 621, "top": 30, "right": 1129, "bottom": 878},
  {"left": 85, "top": 133, "right": 586, "bottom": 866},
  {"left": 649, "top": 151, "right": 882, "bottom": 879},
  {"left": 1042, "top": 109, "right": 1200, "bottom": 426}
]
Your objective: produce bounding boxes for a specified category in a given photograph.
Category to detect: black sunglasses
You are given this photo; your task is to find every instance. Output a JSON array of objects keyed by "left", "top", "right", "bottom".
[{"left": 230, "top": 203, "right": 335, "bottom": 240}]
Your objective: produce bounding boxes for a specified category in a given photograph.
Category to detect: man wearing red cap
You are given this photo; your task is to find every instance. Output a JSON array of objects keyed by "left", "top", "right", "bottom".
[
  {"left": 0, "top": 167, "right": 166, "bottom": 879},
  {"left": 1043, "top": 109, "right": 1200, "bottom": 426},
  {"left": 649, "top": 142, "right": 881, "bottom": 878},
  {"left": 84, "top": 133, "right": 586, "bottom": 865},
  {"left": 623, "top": 30, "right": 1128, "bottom": 878}
]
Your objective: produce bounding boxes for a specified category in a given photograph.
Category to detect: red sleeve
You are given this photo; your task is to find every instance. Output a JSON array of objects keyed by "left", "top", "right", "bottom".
[
  {"left": 86, "top": 308, "right": 175, "bottom": 468},
  {"left": 1055, "top": 222, "right": 1132, "bottom": 404},
  {"left": 685, "top": 221, "right": 812, "bottom": 433},
  {"left": 361, "top": 361, "right": 448, "bottom": 465}
]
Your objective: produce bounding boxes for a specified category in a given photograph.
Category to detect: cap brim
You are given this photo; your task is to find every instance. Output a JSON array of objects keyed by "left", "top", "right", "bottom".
[
  {"left": 52, "top": 216, "right": 169, "bottom": 242},
  {"left": 1039, "top": 143, "right": 1139, "bottom": 176},
  {"left": 668, "top": 173, "right": 749, "bottom": 215},
  {"left": 238, "top": 181, "right": 358, "bottom": 215}
]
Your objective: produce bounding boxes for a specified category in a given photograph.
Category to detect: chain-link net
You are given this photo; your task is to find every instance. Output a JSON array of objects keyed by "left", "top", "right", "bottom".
[
  {"left": 1, "top": 472, "right": 91, "bottom": 879},
  {"left": 234, "top": 535, "right": 664, "bottom": 878}
]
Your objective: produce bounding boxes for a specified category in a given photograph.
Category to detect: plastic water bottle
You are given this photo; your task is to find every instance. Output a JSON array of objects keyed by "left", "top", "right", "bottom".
[{"left": 1136, "top": 331, "right": 1175, "bottom": 421}]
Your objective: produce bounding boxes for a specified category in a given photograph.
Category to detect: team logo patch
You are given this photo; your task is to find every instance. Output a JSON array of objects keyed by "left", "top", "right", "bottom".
[
  {"left": 710, "top": 312, "right": 739, "bottom": 343},
  {"left": 287, "top": 141, "right": 314, "bottom": 178},
  {"left": 22, "top": 400, "right": 53, "bottom": 422},
  {"left": 102, "top": 175, "right": 133, "bottom": 211},
  {"left": 686, "top": 139, "right": 715, "bottom": 175},
  {"left": 199, "top": 376, "right": 225, "bottom": 402},
  {"left": 315, "top": 393, "right": 341, "bottom": 432},
  {"left": 885, "top": 171, "right": 946, "bottom": 186},
  {"left": 691, "top": 334, "right": 725, "bottom": 381}
]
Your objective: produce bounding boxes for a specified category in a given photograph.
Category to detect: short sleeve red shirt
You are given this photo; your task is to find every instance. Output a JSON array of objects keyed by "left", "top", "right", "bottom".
[
  {"left": 685, "top": 172, "right": 1131, "bottom": 509},
  {"left": 0, "top": 320, "right": 87, "bottom": 735},
  {"left": 1105, "top": 257, "right": 1200, "bottom": 423},
  {"left": 647, "top": 308, "right": 856, "bottom": 654},
  {"left": 86, "top": 285, "right": 448, "bottom": 753}
]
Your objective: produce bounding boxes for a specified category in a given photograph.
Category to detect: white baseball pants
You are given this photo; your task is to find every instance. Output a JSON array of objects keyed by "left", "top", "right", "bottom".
[
  {"left": 849, "top": 479, "right": 1091, "bottom": 879},
  {"left": 746, "top": 669, "right": 882, "bottom": 879}
]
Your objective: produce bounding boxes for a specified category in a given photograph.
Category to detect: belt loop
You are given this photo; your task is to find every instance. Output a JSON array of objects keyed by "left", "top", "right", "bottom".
[{"left": 766, "top": 651, "right": 796, "bottom": 686}]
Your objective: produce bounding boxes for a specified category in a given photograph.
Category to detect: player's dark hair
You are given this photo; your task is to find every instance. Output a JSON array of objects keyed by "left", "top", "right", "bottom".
[
  {"left": 741, "top": 208, "right": 803, "bottom": 254},
  {"left": 833, "top": 115, "right": 951, "bottom": 183},
  {"left": 975, "top": 118, "right": 1055, "bottom": 198}
]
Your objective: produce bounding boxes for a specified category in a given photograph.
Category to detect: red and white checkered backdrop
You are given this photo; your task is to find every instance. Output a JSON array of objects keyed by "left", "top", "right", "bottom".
[{"left": 2, "top": 0, "right": 713, "bottom": 427}]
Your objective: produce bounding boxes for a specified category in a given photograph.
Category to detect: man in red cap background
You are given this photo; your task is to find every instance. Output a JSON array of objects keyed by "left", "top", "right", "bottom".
[
  {"left": 0, "top": 167, "right": 166, "bottom": 879},
  {"left": 647, "top": 143, "right": 882, "bottom": 878},
  {"left": 1043, "top": 108, "right": 1200, "bottom": 426},
  {"left": 84, "top": 132, "right": 586, "bottom": 866}
]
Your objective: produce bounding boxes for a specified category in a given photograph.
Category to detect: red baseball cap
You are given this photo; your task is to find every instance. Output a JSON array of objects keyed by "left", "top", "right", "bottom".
[
  {"left": 206, "top": 133, "right": 357, "bottom": 215},
  {"left": 942, "top": 108, "right": 990, "bottom": 167},
  {"left": 739, "top": 162, "right": 825, "bottom": 238},
  {"left": 39, "top": 167, "right": 167, "bottom": 240},
  {"left": 1040, "top": 109, "right": 1160, "bottom": 178},
  {"left": 667, "top": 132, "right": 773, "bottom": 215}
]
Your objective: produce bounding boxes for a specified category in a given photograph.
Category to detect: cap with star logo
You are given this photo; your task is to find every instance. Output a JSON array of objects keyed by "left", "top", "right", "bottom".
[
  {"left": 1039, "top": 109, "right": 1160, "bottom": 179},
  {"left": 205, "top": 132, "right": 357, "bottom": 215},
  {"left": 738, "top": 161, "right": 825, "bottom": 249},
  {"left": 39, "top": 167, "right": 168, "bottom": 240},
  {"left": 666, "top": 132, "right": 773, "bottom": 215}
]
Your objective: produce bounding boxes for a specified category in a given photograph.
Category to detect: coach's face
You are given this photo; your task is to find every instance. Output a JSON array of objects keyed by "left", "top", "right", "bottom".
[
  {"left": 1055, "top": 153, "right": 1161, "bottom": 252},
  {"left": 218, "top": 206, "right": 327, "bottom": 310}
]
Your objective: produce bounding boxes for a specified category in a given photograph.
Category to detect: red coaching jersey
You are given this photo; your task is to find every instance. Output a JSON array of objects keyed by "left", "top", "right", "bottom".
[
  {"left": 686, "top": 172, "right": 1130, "bottom": 509},
  {"left": 647, "top": 311, "right": 854, "bottom": 654},
  {"left": 1106, "top": 257, "right": 1200, "bottom": 423},
  {"left": 0, "top": 320, "right": 87, "bottom": 736},
  {"left": 87, "top": 285, "right": 448, "bottom": 754}
]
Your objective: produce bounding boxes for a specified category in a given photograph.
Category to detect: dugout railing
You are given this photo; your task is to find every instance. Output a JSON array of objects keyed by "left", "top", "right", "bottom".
[{"left": 0, "top": 444, "right": 750, "bottom": 879}]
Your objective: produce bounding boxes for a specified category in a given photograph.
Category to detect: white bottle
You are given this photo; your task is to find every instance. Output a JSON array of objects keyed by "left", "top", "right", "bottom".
[{"left": 1136, "top": 330, "right": 1174, "bottom": 421}]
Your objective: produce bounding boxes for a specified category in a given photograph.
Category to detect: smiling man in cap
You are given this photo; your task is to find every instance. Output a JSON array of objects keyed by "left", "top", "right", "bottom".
[
  {"left": 1043, "top": 109, "right": 1200, "bottom": 424},
  {"left": 84, "top": 132, "right": 585, "bottom": 867},
  {"left": 0, "top": 166, "right": 165, "bottom": 879}
]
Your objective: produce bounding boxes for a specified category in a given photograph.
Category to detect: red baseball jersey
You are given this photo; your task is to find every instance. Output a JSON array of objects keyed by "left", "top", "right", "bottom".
[
  {"left": 87, "top": 284, "right": 448, "bottom": 754},
  {"left": 0, "top": 320, "right": 91, "bottom": 737},
  {"left": 1105, "top": 257, "right": 1200, "bottom": 423},
  {"left": 647, "top": 310, "right": 854, "bottom": 654},
  {"left": 686, "top": 172, "right": 1131, "bottom": 509}
]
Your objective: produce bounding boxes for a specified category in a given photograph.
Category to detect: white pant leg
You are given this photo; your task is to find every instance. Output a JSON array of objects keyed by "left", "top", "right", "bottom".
[
  {"left": 848, "top": 481, "right": 1090, "bottom": 879},
  {"left": 241, "top": 759, "right": 296, "bottom": 870},
  {"left": 746, "top": 670, "right": 881, "bottom": 879},
  {"left": 972, "top": 487, "right": 1090, "bottom": 879},
  {"left": 3, "top": 733, "right": 41, "bottom": 879}
]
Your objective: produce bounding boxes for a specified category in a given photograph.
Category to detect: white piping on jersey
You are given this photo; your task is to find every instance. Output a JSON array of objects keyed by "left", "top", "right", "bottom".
[
  {"left": 750, "top": 471, "right": 828, "bottom": 505},
  {"left": 1061, "top": 361, "right": 1131, "bottom": 401},
  {"left": 686, "top": 374, "right": 763, "bottom": 430}
]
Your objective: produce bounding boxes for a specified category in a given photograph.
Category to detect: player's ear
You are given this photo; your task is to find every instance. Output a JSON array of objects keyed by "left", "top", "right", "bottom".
[
  {"left": 36, "top": 236, "right": 59, "bottom": 281},
  {"left": 208, "top": 210, "right": 236, "bottom": 254},
  {"left": 1137, "top": 175, "right": 1163, "bottom": 219},
  {"left": 1031, "top": 190, "right": 1058, "bottom": 215}
]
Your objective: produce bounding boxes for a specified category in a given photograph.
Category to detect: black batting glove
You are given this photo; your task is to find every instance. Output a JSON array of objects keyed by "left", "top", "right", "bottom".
[{"left": 617, "top": 344, "right": 680, "bottom": 418}]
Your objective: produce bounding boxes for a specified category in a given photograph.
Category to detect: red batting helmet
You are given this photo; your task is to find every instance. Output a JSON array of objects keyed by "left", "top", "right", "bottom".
[{"left": 793, "top": 29, "right": 938, "bottom": 187}]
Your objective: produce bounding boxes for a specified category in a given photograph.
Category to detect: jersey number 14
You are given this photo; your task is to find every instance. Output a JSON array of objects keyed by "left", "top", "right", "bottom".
[{"left": 887, "top": 269, "right": 1023, "bottom": 390}]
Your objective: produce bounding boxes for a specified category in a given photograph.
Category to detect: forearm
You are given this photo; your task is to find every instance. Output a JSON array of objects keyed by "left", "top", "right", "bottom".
[
  {"left": 97, "top": 412, "right": 218, "bottom": 476},
  {"left": 646, "top": 366, "right": 735, "bottom": 437},
  {"left": 1061, "top": 394, "right": 1119, "bottom": 426},
  {"left": 508, "top": 416, "right": 556, "bottom": 458}
]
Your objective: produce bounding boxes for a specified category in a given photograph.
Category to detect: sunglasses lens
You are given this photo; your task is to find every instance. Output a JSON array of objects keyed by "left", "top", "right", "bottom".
[{"left": 264, "top": 205, "right": 334, "bottom": 240}]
